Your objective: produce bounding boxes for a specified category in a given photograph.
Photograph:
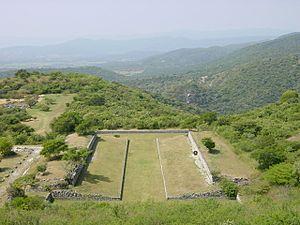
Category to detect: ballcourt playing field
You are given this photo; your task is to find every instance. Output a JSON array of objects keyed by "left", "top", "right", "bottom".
[{"left": 75, "top": 132, "right": 212, "bottom": 201}]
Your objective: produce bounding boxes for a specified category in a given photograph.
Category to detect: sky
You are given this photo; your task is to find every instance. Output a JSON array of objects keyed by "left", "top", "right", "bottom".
[{"left": 0, "top": 0, "right": 299, "bottom": 45}]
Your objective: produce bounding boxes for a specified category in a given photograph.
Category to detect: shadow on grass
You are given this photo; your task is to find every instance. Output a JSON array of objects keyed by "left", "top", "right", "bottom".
[
  {"left": 84, "top": 171, "right": 112, "bottom": 184},
  {"left": 209, "top": 148, "right": 220, "bottom": 154},
  {"left": 0, "top": 167, "right": 10, "bottom": 173}
]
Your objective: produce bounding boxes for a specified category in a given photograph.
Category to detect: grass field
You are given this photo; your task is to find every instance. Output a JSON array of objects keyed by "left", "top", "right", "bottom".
[
  {"left": 193, "top": 131, "right": 257, "bottom": 178},
  {"left": 74, "top": 133, "right": 214, "bottom": 201},
  {"left": 159, "top": 135, "right": 214, "bottom": 196},
  {"left": 75, "top": 135, "right": 127, "bottom": 197},
  {"left": 23, "top": 94, "right": 74, "bottom": 134},
  {"left": 122, "top": 134, "right": 166, "bottom": 201}
]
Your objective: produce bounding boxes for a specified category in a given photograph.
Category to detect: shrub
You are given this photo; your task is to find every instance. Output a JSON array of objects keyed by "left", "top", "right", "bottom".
[
  {"left": 7, "top": 196, "right": 47, "bottom": 210},
  {"left": 202, "top": 137, "right": 215, "bottom": 153},
  {"left": 41, "top": 138, "right": 68, "bottom": 160},
  {"left": 280, "top": 90, "right": 299, "bottom": 103},
  {"left": 255, "top": 148, "right": 286, "bottom": 170},
  {"left": 62, "top": 148, "right": 89, "bottom": 163},
  {"left": 0, "top": 137, "right": 13, "bottom": 157},
  {"left": 37, "top": 164, "right": 47, "bottom": 173},
  {"left": 6, "top": 184, "right": 25, "bottom": 200},
  {"left": 220, "top": 178, "right": 238, "bottom": 199},
  {"left": 265, "top": 163, "right": 295, "bottom": 185}
]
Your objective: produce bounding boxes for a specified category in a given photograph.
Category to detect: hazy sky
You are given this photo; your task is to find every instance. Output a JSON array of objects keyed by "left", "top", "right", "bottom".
[{"left": 0, "top": 0, "right": 300, "bottom": 39}]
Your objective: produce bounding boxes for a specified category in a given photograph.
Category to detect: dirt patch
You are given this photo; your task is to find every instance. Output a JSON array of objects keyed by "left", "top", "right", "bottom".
[{"left": 65, "top": 133, "right": 90, "bottom": 148}]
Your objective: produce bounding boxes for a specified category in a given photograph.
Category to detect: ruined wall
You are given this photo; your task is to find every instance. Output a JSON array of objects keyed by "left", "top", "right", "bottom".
[
  {"left": 187, "top": 131, "right": 214, "bottom": 184},
  {"left": 167, "top": 190, "right": 225, "bottom": 200},
  {"left": 48, "top": 189, "right": 120, "bottom": 201},
  {"left": 69, "top": 134, "right": 98, "bottom": 186}
]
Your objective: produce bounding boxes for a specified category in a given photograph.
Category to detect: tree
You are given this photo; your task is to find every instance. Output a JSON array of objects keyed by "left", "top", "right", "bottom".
[
  {"left": 280, "top": 90, "right": 299, "bottom": 103},
  {"left": 201, "top": 112, "right": 217, "bottom": 125},
  {"left": 41, "top": 138, "right": 68, "bottom": 160},
  {"left": 256, "top": 148, "right": 286, "bottom": 170},
  {"left": 202, "top": 137, "right": 215, "bottom": 153},
  {"left": 15, "top": 69, "right": 30, "bottom": 79},
  {"left": 51, "top": 112, "right": 82, "bottom": 134},
  {"left": 0, "top": 137, "right": 13, "bottom": 157}
]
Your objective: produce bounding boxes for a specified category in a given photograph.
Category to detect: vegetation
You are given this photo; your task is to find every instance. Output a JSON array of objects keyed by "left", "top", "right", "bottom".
[
  {"left": 201, "top": 137, "right": 216, "bottom": 153},
  {"left": 124, "top": 33, "right": 300, "bottom": 113},
  {"left": 220, "top": 178, "right": 238, "bottom": 199},
  {"left": 214, "top": 91, "right": 300, "bottom": 186},
  {"left": 0, "top": 199, "right": 299, "bottom": 224},
  {"left": 0, "top": 106, "right": 40, "bottom": 145},
  {"left": 0, "top": 137, "right": 13, "bottom": 157},
  {"left": 41, "top": 138, "right": 68, "bottom": 160},
  {"left": 0, "top": 71, "right": 205, "bottom": 135}
]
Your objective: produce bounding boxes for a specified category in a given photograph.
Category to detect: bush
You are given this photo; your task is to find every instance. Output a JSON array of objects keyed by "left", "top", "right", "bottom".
[
  {"left": 51, "top": 112, "right": 82, "bottom": 134},
  {"left": 265, "top": 163, "right": 295, "bottom": 185},
  {"left": 41, "top": 138, "right": 68, "bottom": 160},
  {"left": 0, "top": 137, "right": 13, "bottom": 157},
  {"left": 280, "top": 90, "right": 299, "bottom": 103},
  {"left": 37, "top": 164, "right": 47, "bottom": 173},
  {"left": 6, "top": 184, "right": 25, "bottom": 200},
  {"left": 202, "top": 137, "right": 215, "bottom": 153},
  {"left": 62, "top": 148, "right": 89, "bottom": 163},
  {"left": 220, "top": 178, "right": 238, "bottom": 199},
  {"left": 7, "top": 196, "right": 47, "bottom": 210},
  {"left": 255, "top": 148, "right": 286, "bottom": 170}
]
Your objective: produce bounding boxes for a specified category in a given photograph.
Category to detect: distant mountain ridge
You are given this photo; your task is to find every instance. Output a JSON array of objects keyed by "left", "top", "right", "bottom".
[
  {"left": 124, "top": 32, "right": 300, "bottom": 113},
  {"left": 0, "top": 35, "right": 276, "bottom": 68}
]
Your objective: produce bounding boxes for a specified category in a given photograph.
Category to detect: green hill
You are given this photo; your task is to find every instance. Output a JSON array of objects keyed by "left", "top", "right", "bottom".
[
  {"left": 124, "top": 33, "right": 300, "bottom": 113},
  {"left": 0, "top": 70, "right": 207, "bottom": 144}
]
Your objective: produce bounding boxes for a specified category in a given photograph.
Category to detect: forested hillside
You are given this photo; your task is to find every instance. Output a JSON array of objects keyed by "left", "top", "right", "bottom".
[
  {"left": 104, "top": 43, "right": 249, "bottom": 76},
  {"left": 0, "top": 70, "right": 210, "bottom": 145},
  {"left": 0, "top": 66, "right": 123, "bottom": 81},
  {"left": 124, "top": 33, "right": 300, "bottom": 113}
]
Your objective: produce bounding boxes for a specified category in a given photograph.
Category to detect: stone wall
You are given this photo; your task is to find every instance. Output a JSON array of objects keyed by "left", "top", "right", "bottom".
[
  {"left": 187, "top": 131, "right": 214, "bottom": 184},
  {"left": 167, "top": 190, "right": 225, "bottom": 200},
  {"left": 48, "top": 189, "right": 120, "bottom": 201},
  {"left": 97, "top": 129, "right": 189, "bottom": 134},
  {"left": 68, "top": 134, "right": 98, "bottom": 186}
]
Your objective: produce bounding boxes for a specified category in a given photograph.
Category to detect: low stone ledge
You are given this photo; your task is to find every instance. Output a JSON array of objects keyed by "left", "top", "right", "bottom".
[
  {"left": 48, "top": 190, "right": 120, "bottom": 201},
  {"left": 97, "top": 130, "right": 189, "bottom": 134},
  {"left": 167, "top": 190, "right": 225, "bottom": 200}
]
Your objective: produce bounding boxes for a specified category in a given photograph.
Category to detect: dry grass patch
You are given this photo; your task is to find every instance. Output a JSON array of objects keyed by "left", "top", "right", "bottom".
[
  {"left": 193, "top": 131, "right": 257, "bottom": 178},
  {"left": 287, "top": 133, "right": 300, "bottom": 142},
  {"left": 66, "top": 133, "right": 90, "bottom": 148},
  {"left": 24, "top": 94, "right": 74, "bottom": 134},
  {"left": 0, "top": 153, "right": 27, "bottom": 181},
  {"left": 159, "top": 135, "right": 214, "bottom": 196}
]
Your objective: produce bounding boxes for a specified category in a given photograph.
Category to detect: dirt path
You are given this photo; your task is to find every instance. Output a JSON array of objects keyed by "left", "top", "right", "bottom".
[{"left": 0, "top": 146, "right": 42, "bottom": 205}]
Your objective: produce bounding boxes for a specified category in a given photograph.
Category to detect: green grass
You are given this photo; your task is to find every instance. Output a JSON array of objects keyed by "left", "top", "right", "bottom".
[
  {"left": 74, "top": 135, "right": 127, "bottom": 197},
  {"left": 23, "top": 94, "right": 74, "bottom": 134},
  {"left": 122, "top": 134, "right": 166, "bottom": 201},
  {"left": 193, "top": 131, "right": 257, "bottom": 178},
  {"left": 159, "top": 134, "right": 215, "bottom": 196}
]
